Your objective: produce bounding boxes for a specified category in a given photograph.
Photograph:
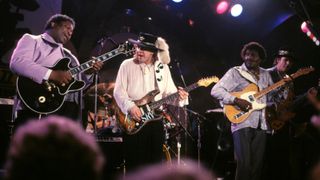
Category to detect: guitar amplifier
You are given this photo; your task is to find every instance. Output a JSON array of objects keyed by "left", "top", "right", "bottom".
[
  {"left": 98, "top": 140, "right": 124, "bottom": 180},
  {"left": 0, "top": 98, "right": 13, "bottom": 168}
]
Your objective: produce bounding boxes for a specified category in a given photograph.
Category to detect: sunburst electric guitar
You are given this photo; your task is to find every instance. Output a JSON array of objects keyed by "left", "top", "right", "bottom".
[
  {"left": 115, "top": 76, "right": 219, "bottom": 135},
  {"left": 17, "top": 42, "right": 134, "bottom": 114},
  {"left": 224, "top": 67, "right": 314, "bottom": 124}
]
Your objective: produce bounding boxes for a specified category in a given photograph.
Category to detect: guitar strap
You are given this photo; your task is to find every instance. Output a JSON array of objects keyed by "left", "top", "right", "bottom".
[
  {"left": 234, "top": 66, "right": 258, "bottom": 85},
  {"left": 154, "top": 60, "right": 164, "bottom": 94}
]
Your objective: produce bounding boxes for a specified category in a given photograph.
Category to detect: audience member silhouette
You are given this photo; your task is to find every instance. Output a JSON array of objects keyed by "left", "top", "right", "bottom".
[
  {"left": 4, "top": 115, "right": 105, "bottom": 180},
  {"left": 121, "top": 159, "right": 215, "bottom": 180}
]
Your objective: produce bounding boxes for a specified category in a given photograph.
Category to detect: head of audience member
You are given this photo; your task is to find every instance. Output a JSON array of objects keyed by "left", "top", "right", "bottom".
[
  {"left": 240, "top": 42, "right": 266, "bottom": 70},
  {"left": 121, "top": 159, "right": 215, "bottom": 180},
  {"left": 4, "top": 115, "right": 105, "bottom": 180},
  {"left": 44, "top": 14, "right": 75, "bottom": 44},
  {"left": 273, "top": 47, "right": 295, "bottom": 73},
  {"left": 309, "top": 161, "right": 320, "bottom": 180}
]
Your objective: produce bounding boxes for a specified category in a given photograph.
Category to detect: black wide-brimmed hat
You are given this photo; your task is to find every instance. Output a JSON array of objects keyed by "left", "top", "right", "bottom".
[
  {"left": 275, "top": 47, "right": 296, "bottom": 61},
  {"left": 128, "top": 32, "right": 164, "bottom": 52}
]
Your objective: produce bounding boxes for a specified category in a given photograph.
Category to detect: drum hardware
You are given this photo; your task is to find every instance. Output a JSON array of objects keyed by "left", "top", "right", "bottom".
[
  {"left": 162, "top": 106, "right": 197, "bottom": 166},
  {"left": 84, "top": 80, "right": 120, "bottom": 136},
  {"left": 185, "top": 108, "right": 207, "bottom": 168}
]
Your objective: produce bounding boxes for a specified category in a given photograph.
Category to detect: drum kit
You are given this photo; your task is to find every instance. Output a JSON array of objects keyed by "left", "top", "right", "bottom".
[{"left": 84, "top": 82, "right": 121, "bottom": 136}]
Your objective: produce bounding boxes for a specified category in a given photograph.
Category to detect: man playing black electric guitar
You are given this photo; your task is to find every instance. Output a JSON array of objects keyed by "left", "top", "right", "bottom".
[{"left": 10, "top": 14, "right": 103, "bottom": 129}]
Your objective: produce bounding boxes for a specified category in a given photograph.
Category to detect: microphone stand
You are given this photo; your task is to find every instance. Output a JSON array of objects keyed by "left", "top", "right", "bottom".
[
  {"left": 185, "top": 108, "right": 206, "bottom": 169},
  {"left": 93, "top": 37, "right": 105, "bottom": 136},
  {"left": 175, "top": 59, "right": 187, "bottom": 88},
  {"left": 93, "top": 72, "right": 99, "bottom": 135},
  {"left": 174, "top": 59, "right": 191, "bottom": 161}
]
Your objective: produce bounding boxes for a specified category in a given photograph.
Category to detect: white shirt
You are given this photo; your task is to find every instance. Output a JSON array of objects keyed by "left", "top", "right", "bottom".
[{"left": 113, "top": 58, "right": 185, "bottom": 114}]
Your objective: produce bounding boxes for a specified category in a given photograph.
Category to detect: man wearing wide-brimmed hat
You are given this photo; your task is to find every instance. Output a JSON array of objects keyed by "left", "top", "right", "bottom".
[
  {"left": 266, "top": 47, "right": 320, "bottom": 179},
  {"left": 113, "top": 32, "right": 188, "bottom": 170},
  {"left": 268, "top": 47, "right": 296, "bottom": 83},
  {"left": 267, "top": 47, "right": 296, "bottom": 103}
]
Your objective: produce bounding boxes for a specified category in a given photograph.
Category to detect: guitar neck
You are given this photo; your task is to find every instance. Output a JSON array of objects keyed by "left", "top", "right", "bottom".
[
  {"left": 69, "top": 48, "right": 121, "bottom": 76},
  {"left": 254, "top": 72, "right": 301, "bottom": 99},
  {"left": 149, "top": 82, "right": 199, "bottom": 109}
]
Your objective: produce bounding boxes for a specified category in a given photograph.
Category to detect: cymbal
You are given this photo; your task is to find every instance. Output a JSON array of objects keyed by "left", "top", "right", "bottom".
[{"left": 86, "top": 82, "right": 115, "bottom": 97}]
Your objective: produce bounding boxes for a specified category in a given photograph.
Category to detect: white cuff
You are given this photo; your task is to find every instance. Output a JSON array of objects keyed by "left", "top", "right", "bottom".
[{"left": 43, "top": 69, "right": 52, "bottom": 81}]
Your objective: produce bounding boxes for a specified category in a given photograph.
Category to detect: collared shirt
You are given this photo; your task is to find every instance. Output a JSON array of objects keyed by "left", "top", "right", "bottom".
[
  {"left": 10, "top": 33, "right": 67, "bottom": 84},
  {"left": 211, "top": 63, "right": 274, "bottom": 133},
  {"left": 267, "top": 66, "right": 294, "bottom": 104},
  {"left": 113, "top": 58, "right": 186, "bottom": 114},
  {"left": 10, "top": 32, "right": 92, "bottom": 112}
]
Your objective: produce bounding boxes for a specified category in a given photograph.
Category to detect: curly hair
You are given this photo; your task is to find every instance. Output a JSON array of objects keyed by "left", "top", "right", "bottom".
[
  {"left": 240, "top": 42, "right": 267, "bottom": 61},
  {"left": 44, "top": 14, "right": 75, "bottom": 30}
]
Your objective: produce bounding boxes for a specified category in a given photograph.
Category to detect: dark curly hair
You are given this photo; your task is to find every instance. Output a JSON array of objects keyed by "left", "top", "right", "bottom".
[
  {"left": 240, "top": 42, "right": 267, "bottom": 61},
  {"left": 44, "top": 14, "right": 75, "bottom": 30}
]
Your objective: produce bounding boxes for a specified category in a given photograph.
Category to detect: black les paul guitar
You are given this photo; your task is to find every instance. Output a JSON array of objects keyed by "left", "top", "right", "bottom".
[{"left": 17, "top": 42, "right": 134, "bottom": 114}]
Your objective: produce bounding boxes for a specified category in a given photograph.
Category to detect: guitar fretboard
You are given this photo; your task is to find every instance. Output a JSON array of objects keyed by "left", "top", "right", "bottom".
[
  {"left": 149, "top": 82, "right": 199, "bottom": 110},
  {"left": 254, "top": 69, "right": 311, "bottom": 99},
  {"left": 69, "top": 48, "right": 122, "bottom": 76}
]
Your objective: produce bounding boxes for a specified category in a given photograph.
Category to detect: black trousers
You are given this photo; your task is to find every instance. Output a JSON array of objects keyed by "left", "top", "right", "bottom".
[
  {"left": 233, "top": 127, "right": 267, "bottom": 180},
  {"left": 14, "top": 101, "right": 80, "bottom": 133},
  {"left": 123, "top": 120, "right": 165, "bottom": 171}
]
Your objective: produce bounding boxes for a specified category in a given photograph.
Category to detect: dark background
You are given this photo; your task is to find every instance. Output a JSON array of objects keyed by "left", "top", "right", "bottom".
[{"left": 1, "top": 0, "right": 320, "bottom": 179}]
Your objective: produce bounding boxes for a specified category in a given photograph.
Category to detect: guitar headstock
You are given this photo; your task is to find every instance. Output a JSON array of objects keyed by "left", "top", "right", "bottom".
[
  {"left": 118, "top": 41, "right": 135, "bottom": 56},
  {"left": 197, "top": 76, "right": 219, "bottom": 87},
  {"left": 292, "top": 66, "right": 315, "bottom": 78}
]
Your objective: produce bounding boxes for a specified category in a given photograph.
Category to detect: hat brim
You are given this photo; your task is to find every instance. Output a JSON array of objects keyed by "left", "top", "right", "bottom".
[
  {"left": 276, "top": 54, "right": 295, "bottom": 61},
  {"left": 128, "top": 38, "right": 163, "bottom": 52}
]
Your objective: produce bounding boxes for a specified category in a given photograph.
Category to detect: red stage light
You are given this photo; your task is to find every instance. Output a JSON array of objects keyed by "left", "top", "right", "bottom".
[{"left": 216, "top": 1, "right": 229, "bottom": 14}]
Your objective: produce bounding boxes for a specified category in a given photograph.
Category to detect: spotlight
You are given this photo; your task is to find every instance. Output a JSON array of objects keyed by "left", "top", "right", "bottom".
[
  {"left": 230, "top": 4, "right": 243, "bottom": 17},
  {"left": 188, "top": 19, "right": 194, "bottom": 27},
  {"left": 125, "top": 9, "right": 134, "bottom": 16},
  {"left": 172, "top": 0, "right": 183, "bottom": 3},
  {"left": 301, "top": 21, "right": 320, "bottom": 46},
  {"left": 216, "top": 1, "right": 229, "bottom": 15}
]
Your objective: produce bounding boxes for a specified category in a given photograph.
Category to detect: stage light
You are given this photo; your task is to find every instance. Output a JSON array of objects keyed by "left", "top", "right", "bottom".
[
  {"left": 188, "top": 19, "right": 194, "bottom": 27},
  {"left": 301, "top": 21, "right": 308, "bottom": 33},
  {"left": 230, "top": 4, "right": 243, "bottom": 17},
  {"left": 301, "top": 21, "right": 320, "bottom": 46},
  {"left": 125, "top": 9, "right": 134, "bottom": 16},
  {"left": 216, "top": 1, "right": 229, "bottom": 15},
  {"left": 172, "top": 0, "right": 182, "bottom": 3}
]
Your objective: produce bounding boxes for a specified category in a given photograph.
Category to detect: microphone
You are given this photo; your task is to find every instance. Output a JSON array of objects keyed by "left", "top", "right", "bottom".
[
  {"left": 97, "top": 37, "right": 106, "bottom": 46},
  {"left": 175, "top": 59, "right": 180, "bottom": 68},
  {"left": 107, "top": 37, "right": 118, "bottom": 46},
  {"left": 175, "top": 59, "right": 187, "bottom": 87},
  {"left": 186, "top": 108, "right": 206, "bottom": 120}
]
